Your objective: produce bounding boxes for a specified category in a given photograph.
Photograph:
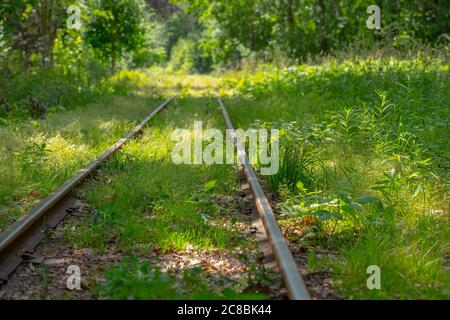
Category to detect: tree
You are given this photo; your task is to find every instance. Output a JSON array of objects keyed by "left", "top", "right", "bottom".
[
  {"left": 174, "top": 0, "right": 274, "bottom": 52},
  {"left": 172, "top": 0, "right": 450, "bottom": 62},
  {"left": 86, "top": 0, "right": 144, "bottom": 71},
  {"left": 1, "top": 0, "right": 63, "bottom": 68}
]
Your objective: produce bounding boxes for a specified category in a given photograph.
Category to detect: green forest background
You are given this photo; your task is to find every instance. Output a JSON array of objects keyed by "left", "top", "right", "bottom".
[{"left": 1, "top": 0, "right": 449, "bottom": 114}]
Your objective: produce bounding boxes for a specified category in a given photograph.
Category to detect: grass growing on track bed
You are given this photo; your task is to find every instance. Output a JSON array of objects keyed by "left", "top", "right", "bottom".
[
  {"left": 0, "top": 94, "right": 167, "bottom": 232},
  {"left": 66, "top": 97, "right": 242, "bottom": 253},
  {"left": 0, "top": 69, "right": 213, "bottom": 232},
  {"left": 61, "top": 91, "right": 272, "bottom": 300},
  {"left": 0, "top": 71, "right": 273, "bottom": 300},
  {"left": 222, "top": 55, "right": 449, "bottom": 299},
  {"left": 1, "top": 57, "right": 447, "bottom": 300}
]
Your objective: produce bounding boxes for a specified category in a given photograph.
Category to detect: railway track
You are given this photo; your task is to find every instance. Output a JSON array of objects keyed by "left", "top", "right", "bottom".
[
  {"left": 216, "top": 95, "right": 310, "bottom": 300},
  {"left": 0, "top": 95, "right": 177, "bottom": 281},
  {"left": 0, "top": 93, "right": 311, "bottom": 300}
]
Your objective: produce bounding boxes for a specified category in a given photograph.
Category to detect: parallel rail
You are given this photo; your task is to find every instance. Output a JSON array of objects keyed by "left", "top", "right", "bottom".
[
  {"left": 216, "top": 94, "right": 311, "bottom": 300},
  {"left": 0, "top": 93, "right": 311, "bottom": 301},
  {"left": 0, "top": 95, "right": 177, "bottom": 281}
]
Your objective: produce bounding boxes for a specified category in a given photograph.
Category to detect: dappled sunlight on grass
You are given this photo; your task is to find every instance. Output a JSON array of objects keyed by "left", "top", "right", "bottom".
[
  {"left": 220, "top": 56, "right": 449, "bottom": 299},
  {"left": 0, "top": 63, "right": 447, "bottom": 299},
  {"left": 0, "top": 85, "right": 172, "bottom": 231},
  {"left": 142, "top": 69, "right": 228, "bottom": 97},
  {"left": 63, "top": 95, "right": 245, "bottom": 254}
]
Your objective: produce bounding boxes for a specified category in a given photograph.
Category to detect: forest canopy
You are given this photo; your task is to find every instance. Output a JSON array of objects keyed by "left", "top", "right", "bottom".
[{"left": 0, "top": 0, "right": 449, "bottom": 75}]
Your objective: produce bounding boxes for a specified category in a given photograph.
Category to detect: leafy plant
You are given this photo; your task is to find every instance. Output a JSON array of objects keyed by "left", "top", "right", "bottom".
[
  {"left": 203, "top": 180, "right": 217, "bottom": 192},
  {"left": 333, "top": 107, "right": 361, "bottom": 144},
  {"left": 268, "top": 138, "right": 323, "bottom": 192},
  {"left": 278, "top": 189, "right": 382, "bottom": 230},
  {"left": 97, "top": 257, "right": 180, "bottom": 299}
]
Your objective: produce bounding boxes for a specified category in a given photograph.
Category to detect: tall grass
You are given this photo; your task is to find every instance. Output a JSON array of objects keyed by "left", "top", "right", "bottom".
[
  {"left": 0, "top": 69, "right": 167, "bottom": 232},
  {"left": 222, "top": 52, "right": 449, "bottom": 299}
]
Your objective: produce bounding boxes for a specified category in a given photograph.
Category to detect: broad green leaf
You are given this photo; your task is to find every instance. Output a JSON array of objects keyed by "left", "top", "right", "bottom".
[
  {"left": 355, "top": 195, "right": 380, "bottom": 204},
  {"left": 301, "top": 195, "right": 322, "bottom": 201},
  {"left": 412, "top": 183, "right": 423, "bottom": 198},
  {"left": 204, "top": 180, "right": 217, "bottom": 192},
  {"left": 342, "top": 203, "right": 356, "bottom": 214},
  {"left": 350, "top": 203, "right": 362, "bottom": 211},
  {"left": 330, "top": 212, "right": 344, "bottom": 220},
  {"left": 319, "top": 198, "right": 333, "bottom": 204}
]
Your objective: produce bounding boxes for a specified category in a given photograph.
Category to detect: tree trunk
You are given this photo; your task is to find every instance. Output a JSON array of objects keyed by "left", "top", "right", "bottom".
[
  {"left": 36, "top": 0, "right": 58, "bottom": 68},
  {"left": 316, "top": 0, "right": 328, "bottom": 53},
  {"left": 285, "top": 0, "right": 295, "bottom": 28},
  {"left": 111, "top": 46, "right": 116, "bottom": 72}
]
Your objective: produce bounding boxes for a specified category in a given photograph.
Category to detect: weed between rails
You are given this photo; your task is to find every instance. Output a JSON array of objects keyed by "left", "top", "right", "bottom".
[{"left": 60, "top": 94, "right": 275, "bottom": 299}]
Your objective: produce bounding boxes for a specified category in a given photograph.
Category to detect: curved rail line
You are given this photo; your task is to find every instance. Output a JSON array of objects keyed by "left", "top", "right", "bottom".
[
  {"left": 0, "top": 95, "right": 177, "bottom": 281},
  {"left": 216, "top": 94, "right": 311, "bottom": 300}
]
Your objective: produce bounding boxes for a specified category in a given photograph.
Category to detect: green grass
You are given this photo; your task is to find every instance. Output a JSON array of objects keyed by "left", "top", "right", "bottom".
[
  {"left": 59, "top": 82, "right": 272, "bottom": 299},
  {"left": 0, "top": 57, "right": 448, "bottom": 299},
  {"left": 221, "top": 55, "right": 449, "bottom": 299},
  {"left": 97, "top": 257, "right": 265, "bottom": 300},
  {"left": 0, "top": 69, "right": 206, "bottom": 232},
  {"left": 0, "top": 93, "right": 170, "bottom": 232},
  {"left": 1, "top": 71, "right": 271, "bottom": 299},
  {"left": 64, "top": 95, "right": 246, "bottom": 253}
]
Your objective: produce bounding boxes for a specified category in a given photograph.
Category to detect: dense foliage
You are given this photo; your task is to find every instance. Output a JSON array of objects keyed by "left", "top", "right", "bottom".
[
  {"left": 0, "top": 0, "right": 448, "bottom": 300},
  {"left": 2, "top": 1, "right": 447, "bottom": 119},
  {"left": 221, "top": 56, "right": 449, "bottom": 298},
  {"left": 180, "top": 0, "right": 449, "bottom": 56},
  {"left": 1, "top": 1, "right": 448, "bottom": 78},
  {"left": 86, "top": 0, "right": 144, "bottom": 71}
]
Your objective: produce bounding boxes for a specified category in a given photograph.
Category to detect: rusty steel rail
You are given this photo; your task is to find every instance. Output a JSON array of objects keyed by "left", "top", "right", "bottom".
[
  {"left": 216, "top": 94, "right": 311, "bottom": 300},
  {"left": 0, "top": 95, "right": 177, "bottom": 281}
]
